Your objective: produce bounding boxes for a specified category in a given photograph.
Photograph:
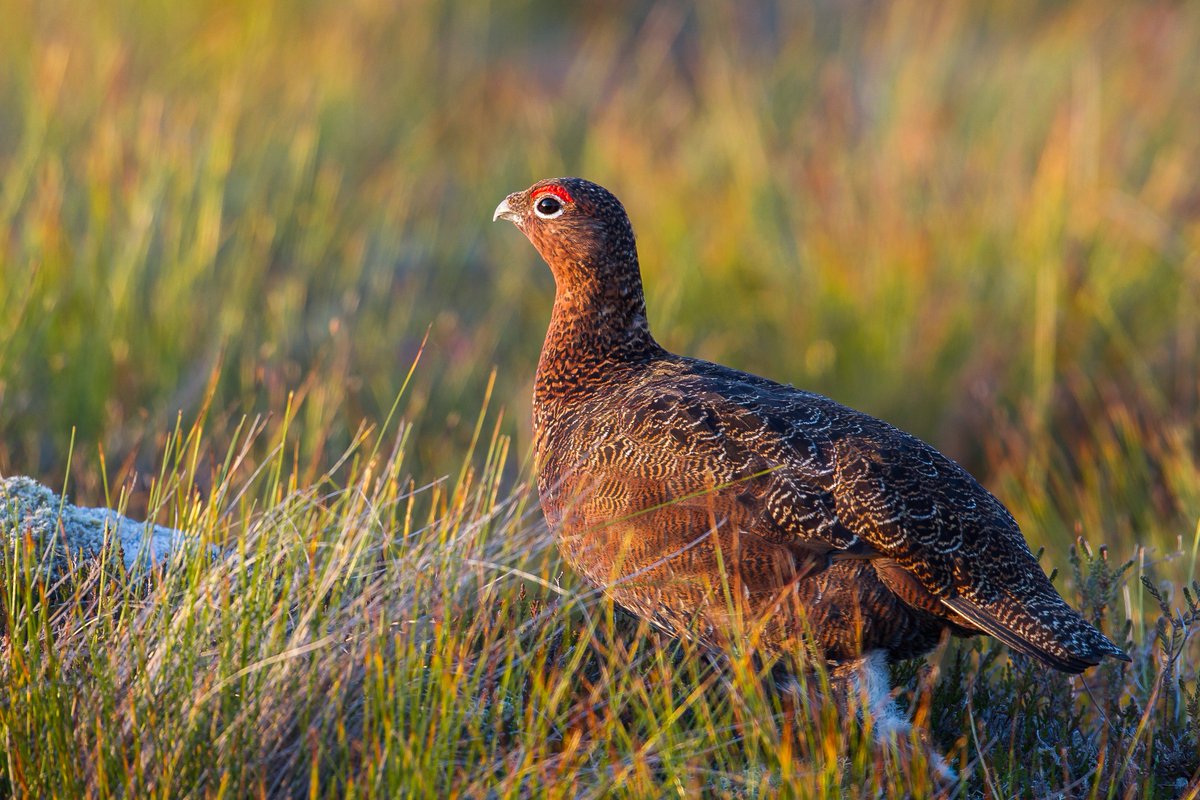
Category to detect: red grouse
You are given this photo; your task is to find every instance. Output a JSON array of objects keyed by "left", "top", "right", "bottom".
[{"left": 494, "top": 177, "right": 1127, "bottom": 708}]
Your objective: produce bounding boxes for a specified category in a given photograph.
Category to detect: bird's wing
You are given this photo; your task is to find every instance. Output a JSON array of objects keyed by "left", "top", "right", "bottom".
[
  {"left": 590, "top": 380, "right": 867, "bottom": 557},
  {"left": 610, "top": 374, "right": 974, "bottom": 566}
]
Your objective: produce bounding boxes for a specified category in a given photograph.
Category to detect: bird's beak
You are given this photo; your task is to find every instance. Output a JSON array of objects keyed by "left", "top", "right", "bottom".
[{"left": 493, "top": 194, "right": 520, "bottom": 223}]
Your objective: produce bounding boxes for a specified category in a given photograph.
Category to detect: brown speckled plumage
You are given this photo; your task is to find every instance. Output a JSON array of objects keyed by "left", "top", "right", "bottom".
[{"left": 495, "top": 177, "right": 1128, "bottom": 674}]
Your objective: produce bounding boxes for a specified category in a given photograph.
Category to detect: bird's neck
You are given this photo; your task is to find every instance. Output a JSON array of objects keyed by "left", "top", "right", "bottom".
[{"left": 535, "top": 267, "right": 663, "bottom": 406}]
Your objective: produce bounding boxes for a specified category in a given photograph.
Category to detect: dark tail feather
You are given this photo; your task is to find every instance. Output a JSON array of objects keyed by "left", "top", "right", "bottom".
[{"left": 942, "top": 594, "right": 1129, "bottom": 674}]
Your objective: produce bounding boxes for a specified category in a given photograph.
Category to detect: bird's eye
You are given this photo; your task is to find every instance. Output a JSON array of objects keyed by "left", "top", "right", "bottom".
[{"left": 534, "top": 195, "right": 564, "bottom": 219}]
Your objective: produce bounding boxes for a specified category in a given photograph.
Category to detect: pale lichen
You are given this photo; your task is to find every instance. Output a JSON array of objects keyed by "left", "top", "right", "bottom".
[{"left": 0, "top": 475, "right": 190, "bottom": 576}]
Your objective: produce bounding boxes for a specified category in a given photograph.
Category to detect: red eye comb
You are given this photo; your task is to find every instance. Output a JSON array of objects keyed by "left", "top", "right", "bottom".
[{"left": 532, "top": 184, "right": 573, "bottom": 204}]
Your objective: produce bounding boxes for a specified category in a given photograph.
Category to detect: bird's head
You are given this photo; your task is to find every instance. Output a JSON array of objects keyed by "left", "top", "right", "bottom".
[{"left": 493, "top": 177, "right": 638, "bottom": 288}]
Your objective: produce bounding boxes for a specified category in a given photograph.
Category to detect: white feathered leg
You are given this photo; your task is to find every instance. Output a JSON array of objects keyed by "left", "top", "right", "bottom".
[{"left": 842, "top": 651, "right": 956, "bottom": 783}]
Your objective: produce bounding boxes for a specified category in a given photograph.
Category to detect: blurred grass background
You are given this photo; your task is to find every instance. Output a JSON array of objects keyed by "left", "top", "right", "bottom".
[
  {"left": 1, "top": 0, "right": 1195, "bottom": 500},
  {"left": 0, "top": 0, "right": 1198, "bottom": 795}
]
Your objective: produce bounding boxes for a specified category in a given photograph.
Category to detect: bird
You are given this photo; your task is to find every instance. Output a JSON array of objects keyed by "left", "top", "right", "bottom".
[{"left": 493, "top": 177, "right": 1129, "bottom": 750}]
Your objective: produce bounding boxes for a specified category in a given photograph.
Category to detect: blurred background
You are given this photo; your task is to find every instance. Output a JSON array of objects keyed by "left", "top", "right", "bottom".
[{"left": 0, "top": 0, "right": 1196, "bottom": 571}]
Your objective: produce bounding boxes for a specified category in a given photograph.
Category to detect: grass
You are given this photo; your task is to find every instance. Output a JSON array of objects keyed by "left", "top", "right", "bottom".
[
  {"left": 1, "top": 0, "right": 1198, "bottom": 796},
  {"left": 1, "top": 394, "right": 1196, "bottom": 797}
]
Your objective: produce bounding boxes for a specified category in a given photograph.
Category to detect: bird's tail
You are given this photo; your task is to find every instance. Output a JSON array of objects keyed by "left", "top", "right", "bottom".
[{"left": 941, "top": 589, "right": 1129, "bottom": 673}]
